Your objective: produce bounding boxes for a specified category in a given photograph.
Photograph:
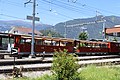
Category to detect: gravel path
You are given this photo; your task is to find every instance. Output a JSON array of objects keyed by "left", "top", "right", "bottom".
[{"left": 0, "top": 70, "right": 51, "bottom": 80}]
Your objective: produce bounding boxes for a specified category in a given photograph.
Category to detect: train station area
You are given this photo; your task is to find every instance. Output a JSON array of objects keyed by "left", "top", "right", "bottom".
[
  {"left": 105, "top": 25, "right": 120, "bottom": 41},
  {"left": 105, "top": 25, "right": 120, "bottom": 36}
]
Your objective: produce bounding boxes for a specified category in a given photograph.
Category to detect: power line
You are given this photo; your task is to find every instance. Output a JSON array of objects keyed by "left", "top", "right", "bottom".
[
  {"left": 0, "top": 0, "right": 119, "bottom": 26},
  {"left": 40, "top": 0, "right": 93, "bottom": 16},
  {"left": 1, "top": 0, "right": 120, "bottom": 17},
  {"left": 0, "top": 0, "right": 23, "bottom": 7},
  {"left": 0, "top": 0, "right": 91, "bottom": 22},
  {"left": 37, "top": 5, "right": 74, "bottom": 19},
  {"left": 38, "top": 0, "right": 119, "bottom": 26},
  {"left": 76, "top": 1, "right": 120, "bottom": 16},
  {"left": 53, "top": 0, "right": 120, "bottom": 17},
  {"left": 0, "top": 13, "right": 26, "bottom": 20},
  {"left": 55, "top": 0, "right": 95, "bottom": 14},
  {"left": 0, "top": 0, "right": 103, "bottom": 19},
  {"left": 0, "top": 0, "right": 71, "bottom": 24}
]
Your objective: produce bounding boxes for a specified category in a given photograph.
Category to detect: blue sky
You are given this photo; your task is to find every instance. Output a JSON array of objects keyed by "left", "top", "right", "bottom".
[{"left": 0, "top": 0, "right": 120, "bottom": 25}]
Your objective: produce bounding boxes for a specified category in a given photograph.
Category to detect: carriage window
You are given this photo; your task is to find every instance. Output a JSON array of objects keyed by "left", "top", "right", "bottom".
[
  {"left": 101, "top": 44, "right": 107, "bottom": 48},
  {"left": 55, "top": 41, "right": 59, "bottom": 46},
  {"left": 2, "top": 38, "right": 9, "bottom": 50},
  {"left": 44, "top": 40, "right": 52, "bottom": 45},
  {"left": 10, "top": 38, "right": 14, "bottom": 44},
  {"left": 60, "top": 42, "right": 65, "bottom": 46},
  {"left": 26, "top": 39, "right": 31, "bottom": 43},
  {"left": 36, "top": 39, "right": 43, "bottom": 45},
  {"left": 88, "top": 43, "right": 91, "bottom": 47},
  {"left": 20, "top": 38, "right": 31, "bottom": 44},
  {"left": 1, "top": 38, "right": 7, "bottom": 50},
  {"left": 79, "top": 43, "right": 86, "bottom": 47},
  {"left": 0, "top": 37, "right": 14, "bottom": 50},
  {"left": 20, "top": 38, "right": 25, "bottom": 44},
  {"left": 66, "top": 42, "right": 73, "bottom": 46}
]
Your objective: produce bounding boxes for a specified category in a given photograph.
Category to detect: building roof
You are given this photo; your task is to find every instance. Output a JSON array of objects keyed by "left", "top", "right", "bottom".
[
  {"left": 9, "top": 26, "right": 43, "bottom": 36},
  {"left": 106, "top": 27, "right": 120, "bottom": 33},
  {"left": 105, "top": 25, "right": 120, "bottom": 37}
]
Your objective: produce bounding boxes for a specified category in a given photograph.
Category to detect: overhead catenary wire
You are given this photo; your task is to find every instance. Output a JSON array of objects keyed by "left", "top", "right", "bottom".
[
  {"left": 39, "top": 0, "right": 118, "bottom": 24},
  {"left": 53, "top": 0, "right": 95, "bottom": 14},
  {"left": 0, "top": 0, "right": 116, "bottom": 26},
  {"left": 1, "top": 0, "right": 120, "bottom": 18},
  {"left": 40, "top": 0, "right": 94, "bottom": 16},
  {"left": 0, "top": 0, "right": 119, "bottom": 26},
  {"left": 0, "top": 0, "right": 74, "bottom": 23},
  {"left": 4, "top": 0, "right": 120, "bottom": 17},
  {"left": 75, "top": 1, "right": 120, "bottom": 16},
  {"left": 37, "top": 5, "right": 74, "bottom": 19},
  {"left": 41, "top": 0, "right": 120, "bottom": 18},
  {"left": 0, "top": 13, "right": 26, "bottom": 20},
  {"left": 0, "top": 0, "right": 24, "bottom": 8}
]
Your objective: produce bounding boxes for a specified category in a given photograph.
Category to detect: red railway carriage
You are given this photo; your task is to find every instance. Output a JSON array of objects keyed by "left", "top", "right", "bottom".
[
  {"left": 76, "top": 40, "right": 109, "bottom": 54},
  {"left": 13, "top": 34, "right": 75, "bottom": 54},
  {"left": 0, "top": 32, "right": 120, "bottom": 57},
  {"left": 107, "top": 42, "right": 120, "bottom": 54},
  {"left": 76, "top": 40, "right": 120, "bottom": 54}
]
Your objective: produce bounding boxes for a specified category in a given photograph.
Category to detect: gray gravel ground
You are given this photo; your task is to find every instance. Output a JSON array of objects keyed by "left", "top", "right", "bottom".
[{"left": 0, "top": 70, "right": 51, "bottom": 80}]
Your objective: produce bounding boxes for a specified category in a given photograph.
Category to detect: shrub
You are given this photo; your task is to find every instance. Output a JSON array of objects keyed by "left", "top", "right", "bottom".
[{"left": 51, "top": 49, "right": 79, "bottom": 80}]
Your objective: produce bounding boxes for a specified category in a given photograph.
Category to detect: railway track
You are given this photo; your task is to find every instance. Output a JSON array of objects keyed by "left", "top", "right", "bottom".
[{"left": 0, "top": 55, "right": 120, "bottom": 74}]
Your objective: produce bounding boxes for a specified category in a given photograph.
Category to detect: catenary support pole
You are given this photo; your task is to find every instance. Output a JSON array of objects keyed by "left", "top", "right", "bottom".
[{"left": 29, "top": 0, "right": 36, "bottom": 58}]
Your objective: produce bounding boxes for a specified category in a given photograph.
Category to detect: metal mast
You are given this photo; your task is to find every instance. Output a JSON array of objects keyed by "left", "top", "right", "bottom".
[
  {"left": 102, "top": 19, "right": 106, "bottom": 41},
  {"left": 25, "top": 0, "right": 37, "bottom": 58},
  {"left": 64, "top": 22, "right": 67, "bottom": 38},
  {"left": 30, "top": 0, "right": 36, "bottom": 58}
]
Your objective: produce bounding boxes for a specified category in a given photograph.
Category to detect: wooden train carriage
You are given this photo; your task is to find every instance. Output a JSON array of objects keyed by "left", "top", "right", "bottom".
[
  {"left": 107, "top": 42, "right": 120, "bottom": 54},
  {"left": 34, "top": 37, "right": 74, "bottom": 53},
  {"left": 1, "top": 32, "right": 120, "bottom": 56},
  {"left": 76, "top": 40, "right": 109, "bottom": 54},
  {"left": 13, "top": 34, "right": 75, "bottom": 54}
]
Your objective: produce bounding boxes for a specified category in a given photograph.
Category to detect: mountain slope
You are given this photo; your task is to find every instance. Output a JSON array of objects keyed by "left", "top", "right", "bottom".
[
  {"left": 51, "top": 16, "right": 120, "bottom": 39},
  {"left": 0, "top": 20, "right": 52, "bottom": 31},
  {"left": 0, "top": 16, "right": 120, "bottom": 39}
]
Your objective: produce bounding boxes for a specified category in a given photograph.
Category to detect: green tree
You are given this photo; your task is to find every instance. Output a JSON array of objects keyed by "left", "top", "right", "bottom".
[
  {"left": 40, "top": 30, "right": 64, "bottom": 38},
  {"left": 113, "top": 37, "right": 117, "bottom": 42},
  {"left": 52, "top": 50, "right": 79, "bottom": 80},
  {"left": 78, "top": 32, "right": 88, "bottom": 40}
]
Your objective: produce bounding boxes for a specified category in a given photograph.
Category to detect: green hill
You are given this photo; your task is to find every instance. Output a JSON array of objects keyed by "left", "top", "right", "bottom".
[{"left": 51, "top": 15, "right": 120, "bottom": 39}]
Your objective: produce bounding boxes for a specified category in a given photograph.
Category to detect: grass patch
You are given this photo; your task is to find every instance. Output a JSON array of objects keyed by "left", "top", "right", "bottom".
[
  {"left": 12, "top": 77, "right": 31, "bottom": 80},
  {"left": 34, "top": 74, "right": 56, "bottom": 80},
  {"left": 79, "top": 65, "right": 120, "bottom": 80}
]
